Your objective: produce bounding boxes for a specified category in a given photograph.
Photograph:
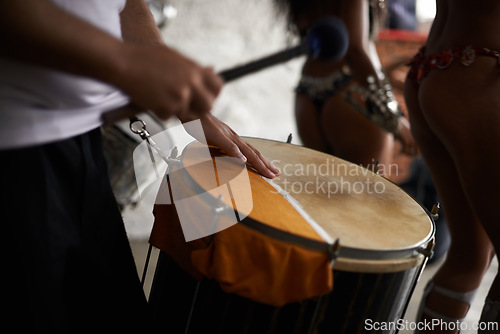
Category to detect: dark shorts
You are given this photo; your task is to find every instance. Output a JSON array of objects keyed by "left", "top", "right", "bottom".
[{"left": 0, "top": 129, "right": 149, "bottom": 332}]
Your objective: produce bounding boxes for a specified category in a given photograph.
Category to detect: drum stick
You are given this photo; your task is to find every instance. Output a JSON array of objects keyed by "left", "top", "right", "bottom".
[
  {"left": 102, "top": 17, "right": 349, "bottom": 123},
  {"left": 219, "top": 17, "right": 349, "bottom": 82}
]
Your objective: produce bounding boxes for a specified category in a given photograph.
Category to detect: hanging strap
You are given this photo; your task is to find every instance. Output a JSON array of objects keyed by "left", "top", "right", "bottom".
[{"left": 128, "top": 115, "right": 176, "bottom": 287}]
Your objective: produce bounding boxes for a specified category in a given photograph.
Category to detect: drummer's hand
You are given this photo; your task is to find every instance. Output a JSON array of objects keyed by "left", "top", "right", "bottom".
[
  {"left": 394, "top": 117, "right": 419, "bottom": 156},
  {"left": 116, "top": 44, "right": 223, "bottom": 120},
  {"left": 179, "top": 113, "right": 280, "bottom": 179}
]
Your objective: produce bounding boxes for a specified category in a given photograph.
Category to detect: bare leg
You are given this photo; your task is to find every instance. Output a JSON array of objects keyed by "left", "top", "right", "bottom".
[
  {"left": 419, "top": 58, "right": 500, "bottom": 299},
  {"left": 295, "top": 94, "right": 330, "bottom": 153},
  {"left": 404, "top": 61, "right": 497, "bottom": 332},
  {"left": 295, "top": 92, "right": 393, "bottom": 169}
]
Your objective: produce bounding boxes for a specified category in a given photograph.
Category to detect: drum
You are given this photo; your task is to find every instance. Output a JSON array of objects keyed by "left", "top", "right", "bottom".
[{"left": 147, "top": 137, "right": 435, "bottom": 334}]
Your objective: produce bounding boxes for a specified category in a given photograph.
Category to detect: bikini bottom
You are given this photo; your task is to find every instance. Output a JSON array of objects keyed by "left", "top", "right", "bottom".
[
  {"left": 295, "top": 65, "right": 352, "bottom": 111},
  {"left": 407, "top": 45, "right": 500, "bottom": 85},
  {"left": 295, "top": 65, "right": 403, "bottom": 134}
]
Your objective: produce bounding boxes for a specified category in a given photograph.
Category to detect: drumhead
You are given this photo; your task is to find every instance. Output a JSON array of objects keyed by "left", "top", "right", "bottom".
[{"left": 179, "top": 137, "right": 434, "bottom": 271}]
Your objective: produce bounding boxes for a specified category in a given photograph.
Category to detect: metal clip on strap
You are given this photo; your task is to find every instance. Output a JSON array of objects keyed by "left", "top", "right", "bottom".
[
  {"left": 129, "top": 116, "right": 150, "bottom": 140},
  {"left": 129, "top": 116, "right": 183, "bottom": 179},
  {"left": 129, "top": 116, "right": 174, "bottom": 164}
]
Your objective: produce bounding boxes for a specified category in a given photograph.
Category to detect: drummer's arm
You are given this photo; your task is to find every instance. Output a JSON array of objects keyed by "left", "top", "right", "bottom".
[
  {"left": 0, "top": 1, "right": 127, "bottom": 82},
  {"left": 120, "top": 0, "right": 164, "bottom": 45},
  {"left": 0, "top": 0, "right": 221, "bottom": 120},
  {"left": 120, "top": 1, "right": 280, "bottom": 178}
]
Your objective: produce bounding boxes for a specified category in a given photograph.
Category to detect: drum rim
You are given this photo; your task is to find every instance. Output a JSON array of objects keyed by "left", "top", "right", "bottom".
[{"left": 176, "top": 138, "right": 436, "bottom": 262}]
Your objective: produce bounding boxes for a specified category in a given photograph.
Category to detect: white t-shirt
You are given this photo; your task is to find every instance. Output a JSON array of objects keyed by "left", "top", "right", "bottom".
[{"left": 0, "top": 0, "right": 130, "bottom": 149}]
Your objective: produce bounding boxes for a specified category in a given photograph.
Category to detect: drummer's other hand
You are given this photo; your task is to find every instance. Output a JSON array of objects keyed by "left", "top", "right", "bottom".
[
  {"left": 180, "top": 113, "right": 280, "bottom": 179},
  {"left": 116, "top": 44, "right": 223, "bottom": 120}
]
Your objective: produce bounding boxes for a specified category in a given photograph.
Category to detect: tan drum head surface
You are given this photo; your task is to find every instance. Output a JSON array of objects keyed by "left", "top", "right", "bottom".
[
  {"left": 179, "top": 143, "right": 325, "bottom": 243},
  {"left": 243, "top": 138, "right": 433, "bottom": 253},
  {"left": 179, "top": 138, "right": 434, "bottom": 272}
]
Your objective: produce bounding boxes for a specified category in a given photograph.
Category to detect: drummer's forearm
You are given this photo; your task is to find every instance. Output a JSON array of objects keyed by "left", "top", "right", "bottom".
[
  {"left": 339, "top": 0, "right": 380, "bottom": 83},
  {"left": 0, "top": 0, "right": 128, "bottom": 86},
  {"left": 120, "top": 0, "right": 164, "bottom": 45}
]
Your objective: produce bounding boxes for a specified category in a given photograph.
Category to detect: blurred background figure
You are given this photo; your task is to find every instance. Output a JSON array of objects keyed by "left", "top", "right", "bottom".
[
  {"left": 274, "top": 0, "right": 417, "bottom": 173},
  {"left": 146, "top": 0, "right": 177, "bottom": 28},
  {"left": 386, "top": 0, "right": 417, "bottom": 31},
  {"left": 383, "top": 0, "right": 450, "bottom": 265},
  {"left": 405, "top": 0, "right": 500, "bottom": 331}
]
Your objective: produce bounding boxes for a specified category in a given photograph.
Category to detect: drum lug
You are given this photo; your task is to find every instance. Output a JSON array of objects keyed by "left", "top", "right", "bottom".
[
  {"left": 329, "top": 238, "right": 341, "bottom": 267},
  {"left": 417, "top": 238, "right": 435, "bottom": 259},
  {"left": 286, "top": 133, "right": 293, "bottom": 144},
  {"left": 430, "top": 202, "right": 440, "bottom": 221}
]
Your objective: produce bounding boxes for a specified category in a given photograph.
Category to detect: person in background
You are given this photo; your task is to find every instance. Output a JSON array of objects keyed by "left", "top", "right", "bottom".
[
  {"left": 274, "top": 0, "right": 417, "bottom": 177},
  {"left": 0, "top": 0, "right": 278, "bottom": 332},
  {"left": 385, "top": 0, "right": 450, "bottom": 265},
  {"left": 405, "top": 0, "right": 500, "bottom": 332}
]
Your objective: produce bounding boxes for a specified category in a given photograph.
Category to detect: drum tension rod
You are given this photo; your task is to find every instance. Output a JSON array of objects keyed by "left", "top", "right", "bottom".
[
  {"left": 431, "top": 202, "right": 440, "bottom": 221},
  {"left": 329, "top": 238, "right": 341, "bottom": 267},
  {"left": 417, "top": 239, "right": 435, "bottom": 259}
]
